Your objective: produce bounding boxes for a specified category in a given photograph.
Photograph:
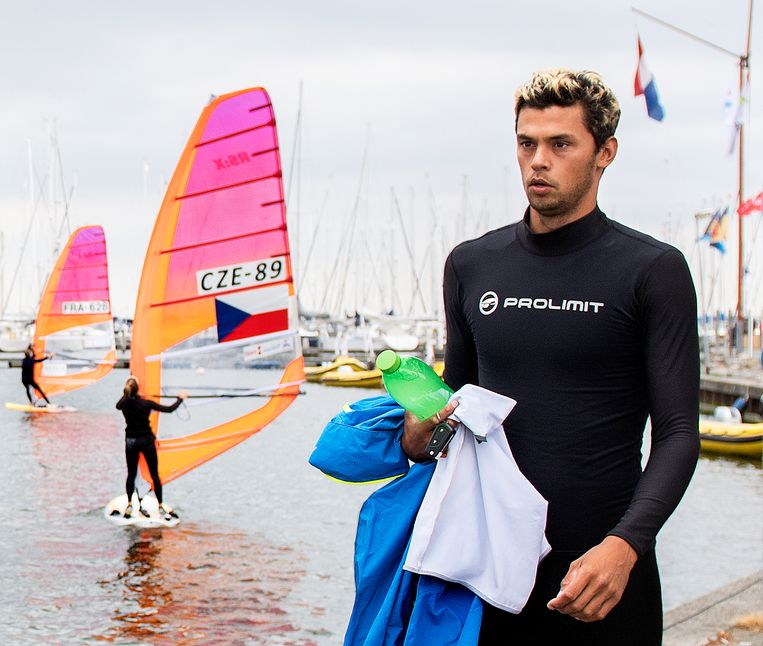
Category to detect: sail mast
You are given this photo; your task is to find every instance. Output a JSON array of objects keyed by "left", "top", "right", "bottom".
[{"left": 632, "top": 4, "right": 754, "bottom": 326}]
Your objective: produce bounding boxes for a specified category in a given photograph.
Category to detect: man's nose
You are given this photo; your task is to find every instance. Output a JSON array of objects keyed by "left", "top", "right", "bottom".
[{"left": 530, "top": 145, "right": 550, "bottom": 170}]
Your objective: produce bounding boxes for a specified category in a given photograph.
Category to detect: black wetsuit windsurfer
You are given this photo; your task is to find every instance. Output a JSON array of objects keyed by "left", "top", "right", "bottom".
[
  {"left": 21, "top": 349, "right": 51, "bottom": 405},
  {"left": 116, "top": 391, "right": 183, "bottom": 519}
]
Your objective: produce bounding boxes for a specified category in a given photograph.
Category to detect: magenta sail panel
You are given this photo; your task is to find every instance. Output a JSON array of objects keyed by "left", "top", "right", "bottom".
[
  {"left": 52, "top": 226, "right": 110, "bottom": 309},
  {"left": 164, "top": 88, "right": 290, "bottom": 305},
  {"left": 199, "top": 90, "right": 273, "bottom": 144},
  {"left": 183, "top": 129, "right": 280, "bottom": 196},
  {"left": 171, "top": 179, "right": 285, "bottom": 249}
]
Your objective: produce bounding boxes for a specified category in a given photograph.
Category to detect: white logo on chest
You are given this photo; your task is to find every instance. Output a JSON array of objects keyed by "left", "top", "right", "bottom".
[
  {"left": 478, "top": 293, "right": 605, "bottom": 315},
  {"left": 479, "top": 291, "right": 499, "bottom": 315}
]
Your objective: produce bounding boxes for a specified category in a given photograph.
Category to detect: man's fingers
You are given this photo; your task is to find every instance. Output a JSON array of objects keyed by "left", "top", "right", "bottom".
[
  {"left": 550, "top": 573, "right": 622, "bottom": 621},
  {"left": 546, "top": 561, "right": 589, "bottom": 611},
  {"left": 576, "top": 595, "right": 612, "bottom": 622},
  {"left": 436, "top": 400, "right": 459, "bottom": 424},
  {"left": 546, "top": 587, "right": 574, "bottom": 610},
  {"left": 547, "top": 560, "right": 579, "bottom": 603}
]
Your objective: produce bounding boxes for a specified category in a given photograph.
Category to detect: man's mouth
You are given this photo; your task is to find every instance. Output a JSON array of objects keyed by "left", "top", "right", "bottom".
[{"left": 528, "top": 178, "right": 553, "bottom": 193}]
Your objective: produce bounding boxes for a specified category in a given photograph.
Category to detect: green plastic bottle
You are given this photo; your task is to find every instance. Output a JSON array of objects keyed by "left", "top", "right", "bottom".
[{"left": 376, "top": 349, "right": 454, "bottom": 420}]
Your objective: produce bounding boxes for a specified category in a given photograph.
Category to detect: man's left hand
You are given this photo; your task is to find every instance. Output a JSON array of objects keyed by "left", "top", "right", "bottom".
[{"left": 546, "top": 535, "right": 638, "bottom": 622}]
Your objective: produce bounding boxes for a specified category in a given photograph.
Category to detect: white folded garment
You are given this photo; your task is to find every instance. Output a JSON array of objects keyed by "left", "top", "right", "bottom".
[{"left": 403, "top": 383, "right": 551, "bottom": 613}]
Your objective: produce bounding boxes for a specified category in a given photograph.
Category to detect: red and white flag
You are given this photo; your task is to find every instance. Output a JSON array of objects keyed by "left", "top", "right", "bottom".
[{"left": 738, "top": 191, "right": 763, "bottom": 216}]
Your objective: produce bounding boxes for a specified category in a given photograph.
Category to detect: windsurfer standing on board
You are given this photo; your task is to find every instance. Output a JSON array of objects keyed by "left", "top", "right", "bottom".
[
  {"left": 402, "top": 69, "right": 699, "bottom": 645},
  {"left": 21, "top": 345, "right": 53, "bottom": 407},
  {"left": 116, "top": 376, "right": 187, "bottom": 521}
]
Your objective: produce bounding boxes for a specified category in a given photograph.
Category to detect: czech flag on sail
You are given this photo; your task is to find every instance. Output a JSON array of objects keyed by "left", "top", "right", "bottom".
[
  {"left": 699, "top": 206, "right": 729, "bottom": 254},
  {"left": 215, "top": 284, "right": 289, "bottom": 344},
  {"left": 738, "top": 191, "right": 763, "bottom": 216},
  {"left": 634, "top": 36, "right": 665, "bottom": 122}
]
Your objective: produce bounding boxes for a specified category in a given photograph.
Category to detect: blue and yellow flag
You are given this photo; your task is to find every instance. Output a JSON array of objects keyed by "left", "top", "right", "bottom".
[{"left": 699, "top": 206, "right": 729, "bottom": 254}]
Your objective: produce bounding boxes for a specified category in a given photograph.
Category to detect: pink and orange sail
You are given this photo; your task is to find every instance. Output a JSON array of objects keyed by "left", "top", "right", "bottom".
[
  {"left": 33, "top": 225, "right": 116, "bottom": 396},
  {"left": 132, "top": 87, "right": 304, "bottom": 487}
]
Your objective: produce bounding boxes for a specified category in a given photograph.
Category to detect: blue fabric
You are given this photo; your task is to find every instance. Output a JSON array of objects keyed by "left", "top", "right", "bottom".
[
  {"left": 405, "top": 578, "right": 484, "bottom": 646},
  {"left": 310, "top": 395, "right": 481, "bottom": 645},
  {"left": 309, "top": 395, "right": 410, "bottom": 483},
  {"left": 348, "top": 462, "right": 433, "bottom": 644}
]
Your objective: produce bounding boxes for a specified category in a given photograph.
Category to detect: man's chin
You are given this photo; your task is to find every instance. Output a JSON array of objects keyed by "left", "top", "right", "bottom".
[{"left": 528, "top": 198, "right": 565, "bottom": 218}]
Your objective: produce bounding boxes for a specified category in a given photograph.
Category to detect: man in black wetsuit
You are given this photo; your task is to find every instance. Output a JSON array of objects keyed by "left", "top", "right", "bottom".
[
  {"left": 402, "top": 69, "right": 699, "bottom": 645},
  {"left": 21, "top": 346, "right": 52, "bottom": 406}
]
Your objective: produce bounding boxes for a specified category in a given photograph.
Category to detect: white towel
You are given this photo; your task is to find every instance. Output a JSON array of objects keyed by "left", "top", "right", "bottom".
[{"left": 403, "top": 383, "right": 551, "bottom": 613}]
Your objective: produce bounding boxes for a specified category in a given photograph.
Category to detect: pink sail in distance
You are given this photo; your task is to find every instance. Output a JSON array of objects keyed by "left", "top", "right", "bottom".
[{"left": 33, "top": 225, "right": 116, "bottom": 395}]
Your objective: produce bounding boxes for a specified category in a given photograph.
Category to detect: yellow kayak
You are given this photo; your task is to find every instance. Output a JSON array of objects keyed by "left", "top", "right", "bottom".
[
  {"left": 311, "top": 357, "right": 443, "bottom": 389},
  {"left": 304, "top": 356, "right": 369, "bottom": 382},
  {"left": 699, "top": 417, "right": 763, "bottom": 459},
  {"left": 318, "top": 368, "right": 383, "bottom": 388}
]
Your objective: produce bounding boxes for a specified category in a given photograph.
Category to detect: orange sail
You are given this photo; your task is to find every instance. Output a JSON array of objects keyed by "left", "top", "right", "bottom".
[
  {"left": 132, "top": 88, "right": 304, "bottom": 487},
  {"left": 33, "top": 225, "right": 116, "bottom": 396}
]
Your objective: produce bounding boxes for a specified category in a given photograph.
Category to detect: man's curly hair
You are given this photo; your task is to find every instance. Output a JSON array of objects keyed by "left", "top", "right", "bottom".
[{"left": 515, "top": 69, "right": 621, "bottom": 148}]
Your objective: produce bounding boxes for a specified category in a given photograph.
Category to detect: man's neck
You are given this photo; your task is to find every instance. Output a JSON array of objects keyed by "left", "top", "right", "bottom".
[{"left": 528, "top": 200, "right": 597, "bottom": 234}]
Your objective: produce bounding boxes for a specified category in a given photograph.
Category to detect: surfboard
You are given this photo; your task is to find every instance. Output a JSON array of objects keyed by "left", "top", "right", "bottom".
[
  {"left": 104, "top": 493, "right": 180, "bottom": 528},
  {"left": 5, "top": 402, "right": 78, "bottom": 413}
]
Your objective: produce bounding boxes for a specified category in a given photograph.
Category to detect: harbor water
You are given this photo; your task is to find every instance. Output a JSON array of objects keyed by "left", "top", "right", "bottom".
[{"left": 0, "top": 368, "right": 760, "bottom": 644}]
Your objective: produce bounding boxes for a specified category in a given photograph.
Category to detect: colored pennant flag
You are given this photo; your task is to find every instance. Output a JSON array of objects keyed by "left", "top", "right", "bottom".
[
  {"left": 699, "top": 206, "right": 730, "bottom": 254},
  {"left": 634, "top": 36, "right": 665, "bottom": 121},
  {"left": 738, "top": 190, "right": 763, "bottom": 216},
  {"left": 723, "top": 77, "right": 749, "bottom": 156}
]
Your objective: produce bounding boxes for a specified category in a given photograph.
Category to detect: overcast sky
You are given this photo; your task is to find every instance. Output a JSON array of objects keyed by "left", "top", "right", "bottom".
[{"left": 0, "top": 0, "right": 760, "bottom": 318}]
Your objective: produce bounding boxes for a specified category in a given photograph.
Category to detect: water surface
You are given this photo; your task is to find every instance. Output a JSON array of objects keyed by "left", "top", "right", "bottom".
[{"left": 0, "top": 368, "right": 760, "bottom": 643}]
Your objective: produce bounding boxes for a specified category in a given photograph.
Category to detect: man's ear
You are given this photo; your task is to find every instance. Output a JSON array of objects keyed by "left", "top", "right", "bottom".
[{"left": 597, "top": 136, "right": 618, "bottom": 170}]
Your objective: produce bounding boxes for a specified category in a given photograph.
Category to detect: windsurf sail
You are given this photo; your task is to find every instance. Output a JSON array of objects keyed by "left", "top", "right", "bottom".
[
  {"left": 33, "top": 225, "right": 116, "bottom": 395},
  {"left": 132, "top": 87, "right": 304, "bottom": 487}
]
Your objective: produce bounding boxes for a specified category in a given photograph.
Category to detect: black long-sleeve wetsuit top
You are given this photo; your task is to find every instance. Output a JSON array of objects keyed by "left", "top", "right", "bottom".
[
  {"left": 443, "top": 206, "right": 700, "bottom": 558},
  {"left": 116, "top": 395, "right": 182, "bottom": 439},
  {"left": 21, "top": 355, "right": 47, "bottom": 383}
]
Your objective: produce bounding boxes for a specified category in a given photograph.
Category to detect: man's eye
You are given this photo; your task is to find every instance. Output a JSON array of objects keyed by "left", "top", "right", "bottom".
[{"left": 554, "top": 141, "right": 569, "bottom": 148}]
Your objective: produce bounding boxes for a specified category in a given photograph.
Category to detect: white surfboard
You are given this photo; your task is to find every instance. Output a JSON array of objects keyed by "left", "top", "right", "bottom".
[
  {"left": 104, "top": 493, "right": 180, "bottom": 528},
  {"left": 5, "top": 402, "right": 78, "bottom": 413}
]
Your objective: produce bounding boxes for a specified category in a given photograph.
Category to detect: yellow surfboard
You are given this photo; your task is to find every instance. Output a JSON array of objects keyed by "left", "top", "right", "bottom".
[{"left": 5, "top": 402, "right": 77, "bottom": 413}]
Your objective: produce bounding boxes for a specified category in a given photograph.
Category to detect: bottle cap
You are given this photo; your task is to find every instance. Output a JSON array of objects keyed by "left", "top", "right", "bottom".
[{"left": 376, "top": 349, "right": 400, "bottom": 373}]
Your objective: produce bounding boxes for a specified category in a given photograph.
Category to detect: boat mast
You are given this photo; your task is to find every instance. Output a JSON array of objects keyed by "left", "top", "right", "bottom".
[
  {"left": 632, "top": 3, "right": 754, "bottom": 333},
  {"left": 285, "top": 80, "right": 303, "bottom": 308},
  {"left": 738, "top": 0, "right": 753, "bottom": 320}
]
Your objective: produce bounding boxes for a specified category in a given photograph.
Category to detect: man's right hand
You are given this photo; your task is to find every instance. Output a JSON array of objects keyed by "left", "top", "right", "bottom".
[{"left": 400, "top": 400, "right": 459, "bottom": 461}]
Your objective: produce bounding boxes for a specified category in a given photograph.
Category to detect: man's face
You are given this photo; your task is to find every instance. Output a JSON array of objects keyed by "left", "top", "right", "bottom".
[{"left": 516, "top": 103, "right": 613, "bottom": 222}]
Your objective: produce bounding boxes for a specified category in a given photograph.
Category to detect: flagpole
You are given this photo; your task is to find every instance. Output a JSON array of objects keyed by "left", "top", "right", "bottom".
[
  {"left": 632, "top": 2, "right": 754, "bottom": 340},
  {"left": 738, "top": 0, "right": 753, "bottom": 325},
  {"left": 694, "top": 213, "right": 711, "bottom": 372}
]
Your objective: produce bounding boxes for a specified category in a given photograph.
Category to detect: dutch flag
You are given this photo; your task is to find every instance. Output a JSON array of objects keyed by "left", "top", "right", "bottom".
[{"left": 634, "top": 36, "right": 665, "bottom": 122}]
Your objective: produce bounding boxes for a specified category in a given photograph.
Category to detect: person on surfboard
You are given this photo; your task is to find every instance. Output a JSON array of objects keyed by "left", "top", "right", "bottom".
[
  {"left": 21, "top": 346, "right": 53, "bottom": 406},
  {"left": 116, "top": 376, "right": 187, "bottom": 521}
]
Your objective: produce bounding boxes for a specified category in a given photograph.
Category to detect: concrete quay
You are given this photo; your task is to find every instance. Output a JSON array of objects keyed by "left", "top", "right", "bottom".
[{"left": 663, "top": 572, "right": 763, "bottom": 646}]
